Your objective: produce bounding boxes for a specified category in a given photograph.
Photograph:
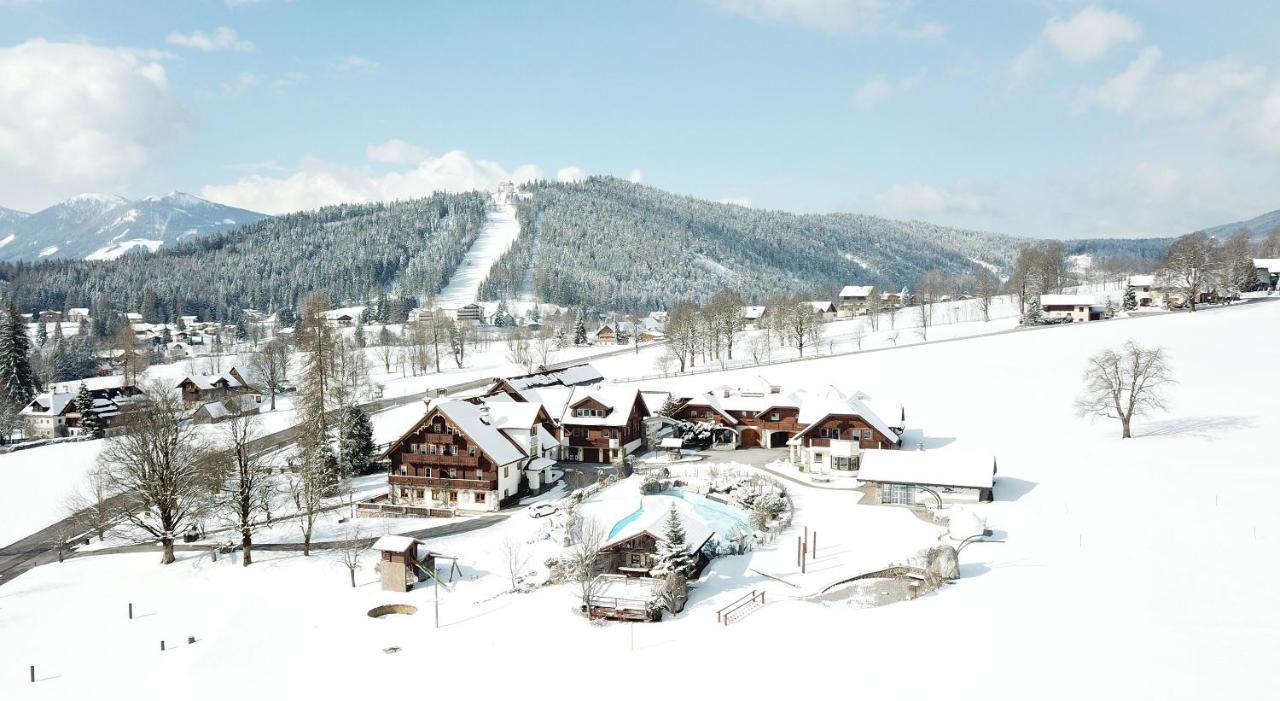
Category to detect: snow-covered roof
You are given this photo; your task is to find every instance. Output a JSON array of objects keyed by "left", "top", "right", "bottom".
[
  {"left": 499, "top": 363, "right": 604, "bottom": 396},
  {"left": 857, "top": 448, "right": 996, "bottom": 490},
  {"left": 1040, "top": 294, "right": 1097, "bottom": 307},
  {"left": 21, "top": 391, "right": 75, "bottom": 416},
  {"left": 1254, "top": 258, "right": 1280, "bottom": 272},
  {"left": 639, "top": 390, "right": 671, "bottom": 414},
  {"left": 794, "top": 386, "right": 901, "bottom": 445},
  {"left": 602, "top": 500, "right": 716, "bottom": 552},
  {"left": 805, "top": 300, "right": 836, "bottom": 312},
  {"left": 427, "top": 400, "right": 527, "bottom": 466},
  {"left": 371, "top": 535, "right": 419, "bottom": 552},
  {"left": 178, "top": 367, "right": 249, "bottom": 391},
  {"left": 1127, "top": 275, "right": 1155, "bottom": 287},
  {"left": 526, "top": 457, "right": 555, "bottom": 472},
  {"left": 660, "top": 437, "right": 684, "bottom": 449},
  {"left": 740, "top": 305, "right": 767, "bottom": 320},
  {"left": 840, "top": 285, "right": 874, "bottom": 298},
  {"left": 562, "top": 386, "right": 643, "bottom": 426}
]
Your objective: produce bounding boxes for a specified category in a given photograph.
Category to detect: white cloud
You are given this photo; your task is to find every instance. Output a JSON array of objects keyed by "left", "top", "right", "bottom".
[
  {"left": 166, "top": 27, "right": 253, "bottom": 53},
  {"left": 1042, "top": 6, "right": 1140, "bottom": 65},
  {"left": 875, "top": 182, "right": 982, "bottom": 216},
  {"left": 627, "top": 169, "right": 644, "bottom": 184},
  {"left": 334, "top": 55, "right": 378, "bottom": 72},
  {"left": 555, "top": 166, "right": 586, "bottom": 183},
  {"left": 366, "top": 139, "right": 430, "bottom": 165},
  {"left": 718, "top": 196, "right": 752, "bottom": 208},
  {"left": 708, "top": 0, "right": 945, "bottom": 39},
  {"left": 201, "top": 144, "right": 546, "bottom": 214},
  {"left": 1088, "top": 45, "right": 1161, "bottom": 112},
  {"left": 220, "top": 71, "right": 261, "bottom": 97},
  {"left": 1257, "top": 84, "right": 1280, "bottom": 156},
  {"left": 0, "top": 38, "right": 188, "bottom": 210},
  {"left": 854, "top": 69, "right": 925, "bottom": 105}
]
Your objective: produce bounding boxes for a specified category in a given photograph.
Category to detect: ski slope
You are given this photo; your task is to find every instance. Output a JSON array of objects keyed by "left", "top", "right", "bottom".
[{"left": 435, "top": 195, "right": 520, "bottom": 309}]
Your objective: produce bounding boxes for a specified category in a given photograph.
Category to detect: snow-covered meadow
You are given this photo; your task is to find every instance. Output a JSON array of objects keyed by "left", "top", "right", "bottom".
[{"left": 3, "top": 298, "right": 1278, "bottom": 700}]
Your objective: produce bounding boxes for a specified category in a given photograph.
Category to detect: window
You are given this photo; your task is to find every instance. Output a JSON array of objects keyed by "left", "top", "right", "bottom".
[
  {"left": 468, "top": 446, "right": 476, "bottom": 457},
  {"left": 629, "top": 554, "right": 642, "bottom": 566},
  {"left": 424, "top": 468, "right": 432, "bottom": 478},
  {"left": 862, "top": 429, "right": 872, "bottom": 441},
  {"left": 475, "top": 491, "right": 486, "bottom": 503},
  {"left": 475, "top": 469, "right": 483, "bottom": 480},
  {"left": 818, "top": 428, "right": 828, "bottom": 438},
  {"left": 446, "top": 468, "right": 456, "bottom": 478},
  {"left": 448, "top": 491, "right": 458, "bottom": 502},
  {"left": 447, "top": 425, "right": 454, "bottom": 435},
  {"left": 770, "top": 412, "right": 779, "bottom": 421},
  {"left": 428, "top": 444, "right": 437, "bottom": 454},
  {"left": 814, "top": 452, "right": 824, "bottom": 463},
  {"left": 503, "top": 465, "right": 509, "bottom": 478},
  {"left": 883, "top": 484, "right": 916, "bottom": 505}
]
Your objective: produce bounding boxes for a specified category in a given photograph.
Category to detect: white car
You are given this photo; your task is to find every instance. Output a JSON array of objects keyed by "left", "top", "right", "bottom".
[{"left": 529, "top": 503, "right": 559, "bottom": 518}]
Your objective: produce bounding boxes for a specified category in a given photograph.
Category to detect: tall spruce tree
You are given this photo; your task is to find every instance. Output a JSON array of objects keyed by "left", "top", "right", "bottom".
[
  {"left": 0, "top": 305, "right": 36, "bottom": 408},
  {"left": 573, "top": 310, "right": 588, "bottom": 345},
  {"left": 1123, "top": 286, "right": 1137, "bottom": 311},
  {"left": 74, "top": 382, "right": 103, "bottom": 438},
  {"left": 652, "top": 504, "right": 694, "bottom": 578},
  {"left": 338, "top": 405, "right": 375, "bottom": 477}
]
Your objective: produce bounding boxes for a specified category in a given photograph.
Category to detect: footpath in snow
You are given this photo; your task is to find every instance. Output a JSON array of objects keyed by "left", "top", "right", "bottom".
[{"left": 435, "top": 195, "right": 520, "bottom": 309}]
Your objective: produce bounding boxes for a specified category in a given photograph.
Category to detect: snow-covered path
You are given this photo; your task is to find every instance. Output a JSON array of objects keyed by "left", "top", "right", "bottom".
[{"left": 435, "top": 195, "right": 520, "bottom": 309}]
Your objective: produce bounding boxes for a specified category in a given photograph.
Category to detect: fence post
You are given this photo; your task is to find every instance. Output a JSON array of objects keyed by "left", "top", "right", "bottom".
[{"left": 30, "top": 665, "right": 35, "bottom": 683}]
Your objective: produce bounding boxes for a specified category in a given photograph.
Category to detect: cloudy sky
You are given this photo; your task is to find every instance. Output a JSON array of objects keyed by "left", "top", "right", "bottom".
[{"left": 1, "top": 0, "right": 1278, "bottom": 238}]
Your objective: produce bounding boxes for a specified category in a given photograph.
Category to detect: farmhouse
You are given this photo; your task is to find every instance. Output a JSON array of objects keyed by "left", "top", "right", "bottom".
[
  {"left": 805, "top": 300, "right": 838, "bottom": 320},
  {"left": 838, "top": 285, "right": 876, "bottom": 316},
  {"left": 1255, "top": 258, "right": 1280, "bottom": 291},
  {"left": 1040, "top": 294, "right": 1103, "bottom": 323},
  {"left": 20, "top": 381, "right": 141, "bottom": 438},
  {"left": 665, "top": 377, "right": 904, "bottom": 469},
  {"left": 1127, "top": 275, "right": 1157, "bottom": 306},
  {"left": 740, "top": 305, "right": 767, "bottom": 330},
  {"left": 556, "top": 386, "right": 650, "bottom": 464},
  {"left": 857, "top": 447, "right": 997, "bottom": 504},
  {"left": 380, "top": 398, "right": 558, "bottom": 512},
  {"left": 175, "top": 367, "right": 258, "bottom": 405},
  {"left": 594, "top": 324, "right": 618, "bottom": 344},
  {"left": 191, "top": 395, "right": 263, "bottom": 424}
]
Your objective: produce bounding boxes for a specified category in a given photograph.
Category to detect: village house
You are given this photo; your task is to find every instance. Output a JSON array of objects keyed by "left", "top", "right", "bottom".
[
  {"left": 805, "top": 300, "right": 838, "bottom": 320},
  {"left": 741, "top": 305, "right": 767, "bottom": 331},
  {"left": 19, "top": 379, "right": 142, "bottom": 438},
  {"left": 455, "top": 303, "right": 484, "bottom": 323},
  {"left": 485, "top": 363, "right": 605, "bottom": 402},
  {"left": 324, "top": 311, "right": 355, "bottom": 327},
  {"left": 838, "top": 285, "right": 876, "bottom": 316},
  {"left": 191, "top": 394, "right": 263, "bottom": 424},
  {"left": 555, "top": 386, "right": 651, "bottom": 464},
  {"left": 884, "top": 288, "right": 908, "bottom": 309},
  {"left": 1127, "top": 275, "right": 1157, "bottom": 306},
  {"left": 856, "top": 447, "right": 997, "bottom": 504},
  {"left": 1040, "top": 294, "right": 1103, "bottom": 323},
  {"left": 175, "top": 367, "right": 258, "bottom": 405},
  {"left": 665, "top": 377, "right": 903, "bottom": 470},
  {"left": 1254, "top": 258, "right": 1280, "bottom": 291},
  {"left": 379, "top": 398, "right": 555, "bottom": 512},
  {"left": 594, "top": 324, "right": 618, "bottom": 344},
  {"left": 66, "top": 307, "right": 90, "bottom": 323},
  {"left": 38, "top": 310, "right": 62, "bottom": 323}
]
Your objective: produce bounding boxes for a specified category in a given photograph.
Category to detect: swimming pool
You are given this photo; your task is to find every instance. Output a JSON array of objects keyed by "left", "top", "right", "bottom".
[{"left": 608, "top": 490, "right": 750, "bottom": 539}]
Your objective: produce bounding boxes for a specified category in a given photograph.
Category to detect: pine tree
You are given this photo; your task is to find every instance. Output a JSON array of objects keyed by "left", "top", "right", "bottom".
[
  {"left": 651, "top": 504, "right": 694, "bottom": 578},
  {"left": 35, "top": 322, "right": 48, "bottom": 347},
  {"left": 573, "top": 310, "right": 588, "bottom": 346},
  {"left": 338, "top": 405, "right": 375, "bottom": 477},
  {"left": 352, "top": 322, "right": 366, "bottom": 348},
  {"left": 1123, "top": 286, "right": 1137, "bottom": 311},
  {"left": 0, "top": 305, "right": 36, "bottom": 408},
  {"left": 74, "top": 382, "right": 103, "bottom": 438},
  {"left": 1023, "top": 296, "right": 1044, "bottom": 326}
]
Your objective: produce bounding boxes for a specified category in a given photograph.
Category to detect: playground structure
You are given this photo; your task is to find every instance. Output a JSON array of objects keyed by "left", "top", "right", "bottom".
[{"left": 371, "top": 535, "right": 460, "bottom": 593}]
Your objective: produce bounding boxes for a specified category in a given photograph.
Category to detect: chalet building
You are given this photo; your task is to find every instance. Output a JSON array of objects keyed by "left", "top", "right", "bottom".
[
  {"left": 324, "top": 311, "right": 355, "bottom": 327},
  {"left": 805, "top": 300, "right": 838, "bottom": 320},
  {"left": 66, "top": 307, "right": 90, "bottom": 323},
  {"left": 883, "top": 288, "right": 908, "bottom": 309},
  {"left": 838, "top": 285, "right": 876, "bottom": 316},
  {"left": 557, "top": 386, "right": 650, "bottom": 464},
  {"left": 741, "top": 305, "right": 767, "bottom": 330},
  {"left": 485, "top": 363, "right": 605, "bottom": 402},
  {"left": 598, "top": 505, "right": 715, "bottom": 577},
  {"left": 37, "top": 310, "right": 62, "bottom": 323},
  {"left": 20, "top": 381, "right": 142, "bottom": 438},
  {"left": 1040, "top": 295, "right": 1103, "bottom": 323},
  {"left": 594, "top": 324, "right": 618, "bottom": 344},
  {"left": 380, "top": 398, "right": 558, "bottom": 512},
  {"left": 191, "top": 395, "right": 263, "bottom": 424},
  {"left": 176, "top": 367, "right": 257, "bottom": 405},
  {"left": 857, "top": 448, "right": 996, "bottom": 504},
  {"left": 455, "top": 303, "right": 484, "bottom": 323},
  {"left": 666, "top": 377, "right": 903, "bottom": 470}
]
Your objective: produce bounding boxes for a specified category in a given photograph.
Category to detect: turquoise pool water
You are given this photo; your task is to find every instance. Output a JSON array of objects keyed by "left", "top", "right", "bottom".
[{"left": 608, "top": 490, "right": 749, "bottom": 539}]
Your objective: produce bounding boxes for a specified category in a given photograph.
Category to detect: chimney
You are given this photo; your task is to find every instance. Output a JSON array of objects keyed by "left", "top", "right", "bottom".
[
  {"left": 917, "top": 442, "right": 924, "bottom": 451},
  {"left": 723, "top": 389, "right": 730, "bottom": 398},
  {"left": 478, "top": 405, "right": 491, "bottom": 425}
]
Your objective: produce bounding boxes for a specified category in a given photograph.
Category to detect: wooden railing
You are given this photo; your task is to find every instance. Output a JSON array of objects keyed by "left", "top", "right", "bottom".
[
  {"left": 716, "top": 590, "right": 766, "bottom": 625},
  {"left": 388, "top": 475, "right": 491, "bottom": 491}
]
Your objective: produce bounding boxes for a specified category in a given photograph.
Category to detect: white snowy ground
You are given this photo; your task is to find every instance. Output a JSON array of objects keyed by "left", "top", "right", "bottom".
[
  {"left": 0, "top": 441, "right": 104, "bottom": 545},
  {"left": 435, "top": 196, "right": 520, "bottom": 309},
  {"left": 4, "top": 298, "right": 1278, "bottom": 699}
]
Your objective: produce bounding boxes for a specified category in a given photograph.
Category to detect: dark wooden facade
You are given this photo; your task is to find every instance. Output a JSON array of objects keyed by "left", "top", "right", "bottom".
[
  {"left": 384, "top": 406, "right": 518, "bottom": 508},
  {"left": 560, "top": 394, "right": 649, "bottom": 463}
]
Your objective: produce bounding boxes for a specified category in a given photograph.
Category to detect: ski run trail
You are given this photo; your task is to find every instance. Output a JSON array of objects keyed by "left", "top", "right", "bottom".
[{"left": 435, "top": 194, "right": 519, "bottom": 309}]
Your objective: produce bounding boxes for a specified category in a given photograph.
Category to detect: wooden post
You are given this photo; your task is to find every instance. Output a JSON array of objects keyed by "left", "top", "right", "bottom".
[
  {"left": 434, "top": 573, "right": 439, "bottom": 629},
  {"left": 128, "top": 602, "right": 133, "bottom": 619},
  {"left": 30, "top": 665, "right": 34, "bottom": 683},
  {"left": 812, "top": 531, "right": 817, "bottom": 557},
  {"left": 160, "top": 640, "right": 166, "bottom": 651},
  {"left": 796, "top": 536, "right": 802, "bottom": 567}
]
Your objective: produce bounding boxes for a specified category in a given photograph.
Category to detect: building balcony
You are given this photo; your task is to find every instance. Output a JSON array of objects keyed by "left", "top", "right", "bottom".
[
  {"left": 389, "top": 474, "right": 493, "bottom": 491},
  {"left": 400, "top": 452, "right": 480, "bottom": 467}
]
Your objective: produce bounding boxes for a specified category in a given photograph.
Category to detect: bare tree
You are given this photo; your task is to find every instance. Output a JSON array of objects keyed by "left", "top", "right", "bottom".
[
  {"left": 865, "top": 287, "right": 882, "bottom": 331},
  {"left": 974, "top": 268, "right": 999, "bottom": 323},
  {"left": 500, "top": 535, "right": 532, "bottom": 591},
  {"left": 65, "top": 467, "right": 117, "bottom": 541},
  {"left": 336, "top": 527, "right": 364, "bottom": 587},
  {"left": 566, "top": 517, "right": 607, "bottom": 613},
  {"left": 772, "top": 296, "right": 822, "bottom": 357},
  {"left": 1075, "top": 340, "right": 1174, "bottom": 439},
  {"left": 248, "top": 338, "right": 290, "bottom": 411},
  {"left": 850, "top": 321, "right": 866, "bottom": 350},
  {"left": 1262, "top": 227, "right": 1280, "bottom": 257},
  {"left": 442, "top": 316, "right": 470, "bottom": 368},
  {"left": 748, "top": 330, "right": 772, "bottom": 364},
  {"left": 887, "top": 330, "right": 900, "bottom": 346},
  {"left": 665, "top": 304, "right": 701, "bottom": 372},
  {"left": 505, "top": 327, "right": 536, "bottom": 373},
  {"left": 1158, "top": 233, "right": 1217, "bottom": 311},
  {"left": 374, "top": 326, "right": 398, "bottom": 373},
  {"left": 214, "top": 412, "right": 272, "bottom": 566},
  {"left": 533, "top": 323, "right": 556, "bottom": 369},
  {"left": 915, "top": 269, "right": 945, "bottom": 340},
  {"left": 98, "top": 383, "right": 212, "bottom": 564}
]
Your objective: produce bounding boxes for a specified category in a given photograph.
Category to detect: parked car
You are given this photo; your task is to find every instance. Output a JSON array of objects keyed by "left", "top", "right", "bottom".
[{"left": 529, "top": 503, "right": 559, "bottom": 518}]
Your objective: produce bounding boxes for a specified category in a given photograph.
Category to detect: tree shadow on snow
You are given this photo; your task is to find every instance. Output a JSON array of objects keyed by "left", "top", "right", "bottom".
[
  {"left": 995, "top": 477, "right": 1036, "bottom": 502},
  {"left": 958, "top": 561, "right": 990, "bottom": 578},
  {"left": 1133, "top": 415, "right": 1257, "bottom": 440}
]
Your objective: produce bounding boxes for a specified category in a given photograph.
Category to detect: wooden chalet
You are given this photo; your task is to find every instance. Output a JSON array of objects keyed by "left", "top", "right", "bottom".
[
  {"left": 598, "top": 506, "right": 715, "bottom": 578},
  {"left": 557, "top": 386, "right": 650, "bottom": 464},
  {"left": 175, "top": 367, "right": 258, "bottom": 405}
]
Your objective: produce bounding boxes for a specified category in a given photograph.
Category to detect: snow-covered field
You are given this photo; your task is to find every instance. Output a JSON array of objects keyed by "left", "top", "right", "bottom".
[
  {"left": 0, "top": 441, "right": 104, "bottom": 546},
  {"left": 4, "top": 299, "right": 1278, "bottom": 699}
]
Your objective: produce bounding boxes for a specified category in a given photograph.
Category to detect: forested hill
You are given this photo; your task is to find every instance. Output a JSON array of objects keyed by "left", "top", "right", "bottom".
[
  {"left": 477, "top": 177, "right": 1025, "bottom": 310},
  {"left": 2, "top": 192, "right": 488, "bottom": 322}
]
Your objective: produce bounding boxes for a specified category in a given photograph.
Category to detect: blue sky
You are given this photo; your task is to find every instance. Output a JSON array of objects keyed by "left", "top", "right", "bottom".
[{"left": 2, "top": 0, "right": 1278, "bottom": 238}]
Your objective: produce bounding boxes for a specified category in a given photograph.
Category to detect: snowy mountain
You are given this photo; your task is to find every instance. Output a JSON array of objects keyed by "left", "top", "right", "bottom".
[
  {"left": 0, "top": 192, "right": 266, "bottom": 262},
  {"left": 1196, "top": 207, "right": 1280, "bottom": 240}
]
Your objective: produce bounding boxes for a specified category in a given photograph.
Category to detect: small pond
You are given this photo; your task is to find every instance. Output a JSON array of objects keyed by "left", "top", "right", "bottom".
[{"left": 608, "top": 490, "right": 750, "bottom": 539}]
